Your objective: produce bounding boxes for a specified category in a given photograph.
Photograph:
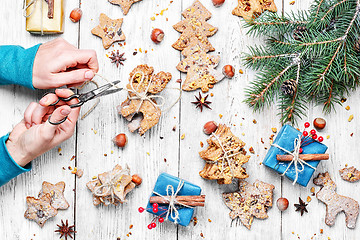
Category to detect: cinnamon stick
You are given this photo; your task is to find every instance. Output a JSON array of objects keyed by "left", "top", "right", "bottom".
[
  {"left": 277, "top": 154, "right": 329, "bottom": 161},
  {"left": 47, "top": 0, "right": 54, "bottom": 19},
  {"left": 149, "top": 195, "right": 205, "bottom": 207}
]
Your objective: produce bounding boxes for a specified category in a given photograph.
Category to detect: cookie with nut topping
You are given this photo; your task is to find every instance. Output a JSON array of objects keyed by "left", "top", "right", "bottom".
[
  {"left": 182, "top": 0, "right": 212, "bottom": 20},
  {"left": 223, "top": 179, "right": 274, "bottom": 229},
  {"left": 339, "top": 166, "right": 360, "bottom": 182},
  {"left": 199, "top": 124, "right": 251, "bottom": 184},
  {"left": 38, "top": 181, "right": 69, "bottom": 210},
  {"left": 24, "top": 193, "right": 58, "bottom": 227},
  {"left": 233, "top": 0, "right": 277, "bottom": 21},
  {"left": 91, "top": 13, "right": 126, "bottom": 49},
  {"left": 108, "top": 0, "right": 143, "bottom": 15},
  {"left": 118, "top": 65, "right": 172, "bottom": 135}
]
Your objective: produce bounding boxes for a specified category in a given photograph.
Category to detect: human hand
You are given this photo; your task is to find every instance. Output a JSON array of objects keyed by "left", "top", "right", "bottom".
[
  {"left": 32, "top": 38, "right": 99, "bottom": 89},
  {"left": 5, "top": 89, "right": 80, "bottom": 167}
]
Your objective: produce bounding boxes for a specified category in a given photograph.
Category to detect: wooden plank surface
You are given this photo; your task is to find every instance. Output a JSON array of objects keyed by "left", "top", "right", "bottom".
[{"left": 0, "top": 0, "right": 359, "bottom": 239}]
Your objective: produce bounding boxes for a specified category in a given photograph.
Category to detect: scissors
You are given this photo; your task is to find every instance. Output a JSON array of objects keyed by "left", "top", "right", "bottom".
[{"left": 47, "top": 80, "right": 122, "bottom": 125}]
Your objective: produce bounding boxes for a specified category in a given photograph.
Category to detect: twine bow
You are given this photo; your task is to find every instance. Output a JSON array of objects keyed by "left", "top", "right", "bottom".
[
  {"left": 208, "top": 133, "right": 242, "bottom": 177},
  {"left": 23, "top": 0, "right": 45, "bottom": 35},
  {"left": 272, "top": 136, "right": 316, "bottom": 185},
  {"left": 127, "top": 72, "right": 165, "bottom": 113},
  {"left": 93, "top": 166, "right": 130, "bottom": 204},
  {"left": 152, "top": 181, "right": 193, "bottom": 224},
  {"left": 96, "top": 72, "right": 182, "bottom": 113}
]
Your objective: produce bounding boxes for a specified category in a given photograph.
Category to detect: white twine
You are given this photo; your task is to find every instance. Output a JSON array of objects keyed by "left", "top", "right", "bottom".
[
  {"left": 207, "top": 133, "right": 243, "bottom": 178},
  {"left": 272, "top": 136, "right": 316, "bottom": 185},
  {"left": 93, "top": 166, "right": 130, "bottom": 204},
  {"left": 152, "top": 180, "right": 193, "bottom": 224},
  {"left": 95, "top": 72, "right": 182, "bottom": 113},
  {"left": 23, "top": 0, "right": 44, "bottom": 35}
]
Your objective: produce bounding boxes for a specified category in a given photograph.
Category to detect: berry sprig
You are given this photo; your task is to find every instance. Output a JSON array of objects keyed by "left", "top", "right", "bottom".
[
  {"left": 138, "top": 203, "right": 167, "bottom": 230},
  {"left": 300, "top": 121, "right": 324, "bottom": 153}
]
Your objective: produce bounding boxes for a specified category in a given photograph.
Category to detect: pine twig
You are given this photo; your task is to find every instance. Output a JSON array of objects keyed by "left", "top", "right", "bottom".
[{"left": 321, "top": 0, "right": 348, "bottom": 21}]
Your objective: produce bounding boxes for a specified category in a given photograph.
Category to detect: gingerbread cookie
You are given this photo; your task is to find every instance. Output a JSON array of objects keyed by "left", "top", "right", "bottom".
[
  {"left": 232, "top": 0, "right": 277, "bottom": 21},
  {"left": 91, "top": 13, "right": 126, "bottom": 49},
  {"left": 24, "top": 193, "right": 58, "bottom": 227},
  {"left": 118, "top": 64, "right": 172, "bottom": 135},
  {"left": 173, "top": 17, "right": 218, "bottom": 38},
  {"left": 181, "top": 37, "right": 214, "bottom": 57},
  {"left": 86, "top": 164, "right": 138, "bottom": 206},
  {"left": 38, "top": 181, "right": 69, "bottom": 210},
  {"left": 172, "top": 27, "right": 215, "bottom": 52},
  {"left": 199, "top": 124, "right": 251, "bottom": 184},
  {"left": 182, "top": 0, "right": 212, "bottom": 20},
  {"left": 108, "top": 0, "right": 142, "bottom": 15},
  {"left": 313, "top": 172, "right": 359, "bottom": 229},
  {"left": 339, "top": 166, "right": 360, "bottom": 182},
  {"left": 177, "top": 51, "right": 223, "bottom": 92},
  {"left": 223, "top": 179, "right": 274, "bottom": 229}
]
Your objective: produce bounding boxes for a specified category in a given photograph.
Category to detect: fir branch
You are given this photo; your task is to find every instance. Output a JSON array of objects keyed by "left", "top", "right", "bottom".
[
  {"left": 248, "top": 59, "right": 299, "bottom": 106},
  {"left": 321, "top": 0, "right": 348, "bottom": 21},
  {"left": 319, "top": 42, "right": 343, "bottom": 83}
]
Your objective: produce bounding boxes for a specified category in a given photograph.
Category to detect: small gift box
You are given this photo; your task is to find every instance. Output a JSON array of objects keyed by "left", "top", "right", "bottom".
[
  {"left": 24, "top": 0, "right": 64, "bottom": 34},
  {"left": 263, "top": 125, "right": 328, "bottom": 187},
  {"left": 146, "top": 173, "right": 203, "bottom": 227}
]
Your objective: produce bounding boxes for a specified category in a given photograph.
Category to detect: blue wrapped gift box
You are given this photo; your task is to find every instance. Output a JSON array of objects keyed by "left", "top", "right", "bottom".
[
  {"left": 146, "top": 173, "right": 202, "bottom": 226},
  {"left": 263, "top": 125, "right": 328, "bottom": 187}
]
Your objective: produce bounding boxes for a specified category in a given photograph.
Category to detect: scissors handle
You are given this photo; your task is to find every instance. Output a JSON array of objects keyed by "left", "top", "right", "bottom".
[{"left": 48, "top": 94, "right": 84, "bottom": 108}]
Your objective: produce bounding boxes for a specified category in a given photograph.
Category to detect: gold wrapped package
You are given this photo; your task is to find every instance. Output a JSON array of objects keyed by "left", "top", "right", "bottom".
[{"left": 25, "top": 0, "right": 64, "bottom": 34}]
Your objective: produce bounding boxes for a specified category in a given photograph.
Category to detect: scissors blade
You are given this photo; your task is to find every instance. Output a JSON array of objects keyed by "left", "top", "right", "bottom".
[
  {"left": 94, "top": 88, "right": 123, "bottom": 98},
  {"left": 80, "top": 80, "right": 121, "bottom": 102}
]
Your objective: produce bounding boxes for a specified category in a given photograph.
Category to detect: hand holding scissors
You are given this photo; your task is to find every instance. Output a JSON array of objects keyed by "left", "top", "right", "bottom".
[{"left": 46, "top": 80, "right": 122, "bottom": 125}]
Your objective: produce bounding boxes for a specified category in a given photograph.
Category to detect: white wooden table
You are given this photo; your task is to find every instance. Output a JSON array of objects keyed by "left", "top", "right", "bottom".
[{"left": 1, "top": 0, "right": 360, "bottom": 239}]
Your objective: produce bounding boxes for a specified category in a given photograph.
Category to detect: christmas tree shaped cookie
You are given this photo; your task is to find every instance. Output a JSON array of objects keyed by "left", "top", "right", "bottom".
[
  {"left": 223, "top": 180, "right": 274, "bottom": 229},
  {"left": 199, "top": 124, "right": 250, "bottom": 184}
]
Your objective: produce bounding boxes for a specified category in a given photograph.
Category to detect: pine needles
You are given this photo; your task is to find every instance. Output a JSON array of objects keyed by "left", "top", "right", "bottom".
[{"left": 243, "top": 0, "right": 360, "bottom": 124}]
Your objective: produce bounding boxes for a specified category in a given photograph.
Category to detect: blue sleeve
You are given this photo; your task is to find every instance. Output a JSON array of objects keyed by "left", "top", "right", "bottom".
[
  {"left": 0, "top": 134, "right": 32, "bottom": 187},
  {"left": 0, "top": 44, "right": 41, "bottom": 89}
]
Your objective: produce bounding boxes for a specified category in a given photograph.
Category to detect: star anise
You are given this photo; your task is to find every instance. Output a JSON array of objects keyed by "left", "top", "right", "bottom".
[
  {"left": 192, "top": 92, "right": 212, "bottom": 112},
  {"left": 55, "top": 219, "right": 76, "bottom": 240},
  {"left": 294, "top": 197, "right": 308, "bottom": 216},
  {"left": 109, "top": 50, "right": 126, "bottom": 67}
]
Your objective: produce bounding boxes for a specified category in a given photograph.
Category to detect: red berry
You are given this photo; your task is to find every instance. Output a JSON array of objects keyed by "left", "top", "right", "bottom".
[
  {"left": 138, "top": 207, "right": 144, "bottom": 213},
  {"left": 312, "top": 134, "right": 317, "bottom": 140},
  {"left": 303, "top": 131, "right": 308, "bottom": 136},
  {"left": 304, "top": 122, "right": 310, "bottom": 128},
  {"left": 147, "top": 224, "right": 152, "bottom": 229},
  {"left": 318, "top": 136, "right": 324, "bottom": 142},
  {"left": 152, "top": 203, "right": 158, "bottom": 208},
  {"left": 310, "top": 129, "right": 316, "bottom": 135},
  {"left": 153, "top": 207, "right": 158, "bottom": 213},
  {"left": 159, "top": 217, "right": 164, "bottom": 223},
  {"left": 151, "top": 222, "right": 157, "bottom": 228},
  {"left": 299, "top": 148, "right": 303, "bottom": 154}
]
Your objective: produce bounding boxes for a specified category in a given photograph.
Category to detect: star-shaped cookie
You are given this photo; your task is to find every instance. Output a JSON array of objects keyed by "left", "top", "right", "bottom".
[
  {"left": 119, "top": 65, "right": 172, "bottom": 135},
  {"left": 91, "top": 13, "right": 126, "bottom": 49},
  {"left": 38, "top": 181, "right": 69, "bottom": 210},
  {"left": 199, "top": 124, "right": 250, "bottom": 184},
  {"left": 24, "top": 193, "right": 58, "bottom": 227},
  {"left": 222, "top": 180, "right": 274, "bottom": 229},
  {"left": 108, "top": 0, "right": 142, "bottom": 15}
]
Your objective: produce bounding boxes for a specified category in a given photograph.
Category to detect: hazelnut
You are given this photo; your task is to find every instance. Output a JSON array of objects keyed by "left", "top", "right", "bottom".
[
  {"left": 222, "top": 65, "right": 235, "bottom": 78},
  {"left": 313, "top": 118, "right": 326, "bottom": 130},
  {"left": 131, "top": 174, "right": 142, "bottom": 186},
  {"left": 113, "top": 133, "right": 127, "bottom": 148},
  {"left": 212, "top": 0, "right": 225, "bottom": 7},
  {"left": 69, "top": 8, "right": 82, "bottom": 23},
  {"left": 203, "top": 121, "right": 218, "bottom": 135},
  {"left": 276, "top": 197, "right": 289, "bottom": 211},
  {"left": 151, "top": 28, "right": 164, "bottom": 44}
]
